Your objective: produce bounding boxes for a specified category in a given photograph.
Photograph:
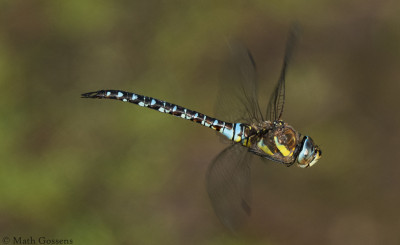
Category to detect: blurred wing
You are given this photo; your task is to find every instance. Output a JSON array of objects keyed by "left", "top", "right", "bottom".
[
  {"left": 215, "top": 41, "right": 263, "bottom": 124},
  {"left": 266, "top": 25, "right": 300, "bottom": 121},
  {"left": 206, "top": 143, "right": 253, "bottom": 232}
]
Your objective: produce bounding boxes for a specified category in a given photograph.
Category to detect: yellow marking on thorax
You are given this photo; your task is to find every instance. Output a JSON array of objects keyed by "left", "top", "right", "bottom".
[
  {"left": 242, "top": 134, "right": 256, "bottom": 147},
  {"left": 257, "top": 139, "right": 274, "bottom": 156},
  {"left": 243, "top": 138, "right": 250, "bottom": 147},
  {"left": 274, "top": 136, "right": 293, "bottom": 157},
  {"left": 242, "top": 126, "right": 260, "bottom": 148}
]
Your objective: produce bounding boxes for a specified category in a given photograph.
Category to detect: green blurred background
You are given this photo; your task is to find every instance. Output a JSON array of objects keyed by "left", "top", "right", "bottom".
[{"left": 1, "top": 0, "right": 400, "bottom": 244}]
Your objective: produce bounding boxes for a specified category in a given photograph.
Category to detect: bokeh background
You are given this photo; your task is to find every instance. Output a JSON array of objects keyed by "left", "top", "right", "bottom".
[{"left": 1, "top": 1, "right": 400, "bottom": 244}]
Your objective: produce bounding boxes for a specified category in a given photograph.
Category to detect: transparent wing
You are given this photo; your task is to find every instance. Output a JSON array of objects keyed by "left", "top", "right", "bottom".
[
  {"left": 206, "top": 143, "right": 253, "bottom": 232},
  {"left": 215, "top": 41, "right": 263, "bottom": 124},
  {"left": 266, "top": 24, "right": 300, "bottom": 121}
]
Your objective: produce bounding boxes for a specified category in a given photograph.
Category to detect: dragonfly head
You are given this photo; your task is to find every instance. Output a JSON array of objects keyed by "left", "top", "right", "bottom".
[{"left": 296, "top": 136, "right": 321, "bottom": 168}]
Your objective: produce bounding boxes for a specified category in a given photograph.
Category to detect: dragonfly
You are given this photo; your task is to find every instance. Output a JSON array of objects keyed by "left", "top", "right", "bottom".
[{"left": 81, "top": 26, "right": 321, "bottom": 231}]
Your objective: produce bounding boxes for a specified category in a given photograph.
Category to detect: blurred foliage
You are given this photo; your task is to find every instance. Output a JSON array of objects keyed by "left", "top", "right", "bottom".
[{"left": 1, "top": 0, "right": 400, "bottom": 244}]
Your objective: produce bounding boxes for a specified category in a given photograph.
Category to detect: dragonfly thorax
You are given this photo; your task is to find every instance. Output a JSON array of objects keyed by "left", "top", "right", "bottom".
[
  {"left": 239, "top": 120, "right": 320, "bottom": 167},
  {"left": 242, "top": 120, "right": 300, "bottom": 165}
]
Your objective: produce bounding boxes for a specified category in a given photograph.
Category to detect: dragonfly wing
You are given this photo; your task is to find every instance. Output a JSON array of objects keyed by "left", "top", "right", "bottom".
[
  {"left": 206, "top": 143, "right": 253, "bottom": 232},
  {"left": 266, "top": 24, "right": 300, "bottom": 121},
  {"left": 215, "top": 41, "right": 263, "bottom": 124}
]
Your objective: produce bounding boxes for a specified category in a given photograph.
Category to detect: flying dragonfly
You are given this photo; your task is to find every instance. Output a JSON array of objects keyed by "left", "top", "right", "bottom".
[{"left": 81, "top": 26, "right": 322, "bottom": 231}]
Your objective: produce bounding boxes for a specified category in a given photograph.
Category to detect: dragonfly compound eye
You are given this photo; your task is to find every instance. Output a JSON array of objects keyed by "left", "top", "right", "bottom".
[{"left": 297, "top": 136, "right": 321, "bottom": 168}]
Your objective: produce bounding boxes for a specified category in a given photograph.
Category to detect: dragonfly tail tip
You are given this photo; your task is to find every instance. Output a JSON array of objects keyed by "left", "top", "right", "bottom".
[{"left": 81, "top": 91, "right": 100, "bottom": 98}]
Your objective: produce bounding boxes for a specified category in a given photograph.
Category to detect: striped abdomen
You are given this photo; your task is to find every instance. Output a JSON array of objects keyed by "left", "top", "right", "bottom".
[{"left": 81, "top": 90, "right": 249, "bottom": 143}]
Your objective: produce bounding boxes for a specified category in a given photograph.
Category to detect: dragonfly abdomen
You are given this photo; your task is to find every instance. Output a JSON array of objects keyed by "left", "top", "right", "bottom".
[{"left": 82, "top": 90, "right": 246, "bottom": 142}]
